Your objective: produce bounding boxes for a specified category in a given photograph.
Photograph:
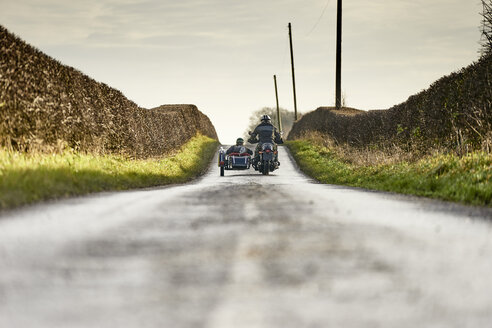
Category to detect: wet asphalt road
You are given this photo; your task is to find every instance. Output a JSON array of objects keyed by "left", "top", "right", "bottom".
[{"left": 1, "top": 146, "right": 492, "bottom": 327}]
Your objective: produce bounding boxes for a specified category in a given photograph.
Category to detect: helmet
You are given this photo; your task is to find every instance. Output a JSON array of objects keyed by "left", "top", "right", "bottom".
[
  {"left": 236, "top": 137, "right": 244, "bottom": 145},
  {"left": 261, "top": 114, "right": 271, "bottom": 123}
]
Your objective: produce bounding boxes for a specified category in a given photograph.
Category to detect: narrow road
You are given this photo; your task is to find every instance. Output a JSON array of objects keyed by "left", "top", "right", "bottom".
[{"left": 1, "top": 147, "right": 492, "bottom": 327}]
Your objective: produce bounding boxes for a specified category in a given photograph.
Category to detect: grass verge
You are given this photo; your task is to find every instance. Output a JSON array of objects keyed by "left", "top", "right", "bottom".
[
  {"left": 0, "top": 134, "right": 219, "bottom": 210},
  {"left": 286, "top": 139, "right": 492, "bottom": 206}
]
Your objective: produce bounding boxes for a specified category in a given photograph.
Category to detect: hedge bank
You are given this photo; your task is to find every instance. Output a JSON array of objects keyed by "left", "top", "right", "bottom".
[
  {"left": 289, "top": 53, "right": 492, "bottom": 153},
  {"left": 0, "top": 25, "right": 217, "bottom": 158}
]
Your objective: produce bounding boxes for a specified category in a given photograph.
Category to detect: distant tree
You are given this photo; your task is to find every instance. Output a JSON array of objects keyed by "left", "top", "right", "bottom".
[
  {"left": 244, "top": 107, "right": 297, "bottom": 140},
  {"left": 480, "top": 0, "right": 492, "bottom": 56}
]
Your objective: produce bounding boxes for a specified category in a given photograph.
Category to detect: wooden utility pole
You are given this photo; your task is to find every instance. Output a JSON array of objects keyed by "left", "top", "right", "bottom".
[
  {"left": 288, "top": 23, "right": 298, "bottom": 120},
  {"left": 274, "top": 75, "right": 282, "bottom": 133},
  {"left": 335, "top": 0, "right": 342, "bottom": 109}
]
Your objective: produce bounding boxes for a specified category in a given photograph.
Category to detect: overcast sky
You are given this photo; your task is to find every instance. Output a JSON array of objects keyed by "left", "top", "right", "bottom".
[{"left": 0, "top": 0, "right": 484, "bottom": 143}]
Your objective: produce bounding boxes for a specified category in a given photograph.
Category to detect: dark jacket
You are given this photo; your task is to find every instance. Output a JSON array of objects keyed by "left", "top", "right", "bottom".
[
  {"left": 226, "top": 145, "right": 253, "bottom": 155},
  {"left": 248, "top": 122, "right": 283, "bottom": 144}
]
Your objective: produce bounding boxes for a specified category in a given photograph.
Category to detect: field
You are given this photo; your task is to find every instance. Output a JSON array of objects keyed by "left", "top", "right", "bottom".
[
  {"left": 0, "top": 134, "right": 219, "bottom": 210},
  {"left": 286, "top": 138, "right": 492, "bottom": 206}
]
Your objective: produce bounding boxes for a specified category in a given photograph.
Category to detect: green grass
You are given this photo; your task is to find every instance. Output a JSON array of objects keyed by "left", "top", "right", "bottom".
[
  {"left": 0, "top": 134, "right": 219, "bottom": 210},
  {"left": 286, "top": 139, "right": 492, "bottom": 206}
]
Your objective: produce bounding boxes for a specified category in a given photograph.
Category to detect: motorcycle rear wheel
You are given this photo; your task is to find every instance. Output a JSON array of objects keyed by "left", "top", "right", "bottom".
[{"left": 262, "top": 161, "right": 270, "bottom": 175}]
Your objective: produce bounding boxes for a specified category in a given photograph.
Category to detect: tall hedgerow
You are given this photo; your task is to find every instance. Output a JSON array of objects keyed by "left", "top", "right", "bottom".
[{"left": 480, "top": 0, "right": 492, "bottom": 56}]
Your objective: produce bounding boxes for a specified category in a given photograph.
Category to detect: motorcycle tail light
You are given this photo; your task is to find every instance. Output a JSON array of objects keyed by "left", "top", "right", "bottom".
[
  {"left": 265, "top": 149, "right": 271, "bottom": 153},
  {"left": 219, "top": 161, "right": 225, "bottom": 165}
]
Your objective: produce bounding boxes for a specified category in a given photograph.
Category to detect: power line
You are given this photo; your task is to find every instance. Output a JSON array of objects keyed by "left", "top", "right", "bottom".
[{"left": 305, "top": 0, "right": 331, "bottom": 37}]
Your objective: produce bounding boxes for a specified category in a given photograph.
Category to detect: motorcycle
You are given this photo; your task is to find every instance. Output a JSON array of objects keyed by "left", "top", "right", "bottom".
[
  {"left": 248, "top": 131, "right": 281, "bottom": 175},
  {"left": 256, "top": 142, "right": 279, "bottom": 175}
]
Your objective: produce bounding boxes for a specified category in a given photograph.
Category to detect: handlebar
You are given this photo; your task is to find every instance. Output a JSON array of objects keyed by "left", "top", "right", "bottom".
[{"left": 227, "top": 152, "right": 251, "bottom": 156}]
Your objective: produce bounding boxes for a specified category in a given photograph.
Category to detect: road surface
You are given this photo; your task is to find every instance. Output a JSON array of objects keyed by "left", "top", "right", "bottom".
[{"left": 1, "top": 146, "right": 492, "bottom": 327}]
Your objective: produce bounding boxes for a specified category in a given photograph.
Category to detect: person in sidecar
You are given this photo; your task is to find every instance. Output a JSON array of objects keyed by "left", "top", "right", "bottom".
[
  {"left": 226, "top": 138, "right": 253, "bottom": 155},
  {"left": 247, "top": 114, "right": 283, "bottom": 165}
]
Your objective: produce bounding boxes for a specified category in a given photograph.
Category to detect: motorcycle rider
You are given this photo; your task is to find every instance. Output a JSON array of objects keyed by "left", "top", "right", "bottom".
[
  {"left": 248, "top": 114, "right": 283, "bottom": 167},
  {"left": 226, "top": 137, "right": 253, "bottom": 155}
]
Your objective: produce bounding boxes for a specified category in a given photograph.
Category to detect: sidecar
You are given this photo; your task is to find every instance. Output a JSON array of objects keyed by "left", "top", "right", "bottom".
[{"left": 218, "top": 147, "right": 251, "bottom": 176}]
